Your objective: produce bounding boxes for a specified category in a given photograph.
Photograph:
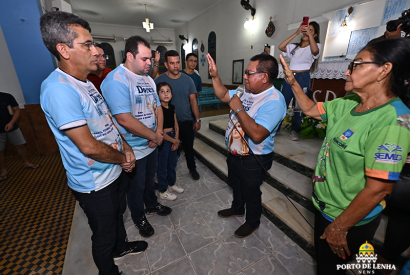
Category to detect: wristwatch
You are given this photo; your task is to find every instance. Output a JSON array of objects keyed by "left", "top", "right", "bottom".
[
  {"left": 196, "top": 119, "right": 201, "bottom": 123},
  {"left": 153, "top": 64, "right": 159, "bottom": 67},
  {"left": 234, "top": 108, "right": 244, "bottom": 116}
]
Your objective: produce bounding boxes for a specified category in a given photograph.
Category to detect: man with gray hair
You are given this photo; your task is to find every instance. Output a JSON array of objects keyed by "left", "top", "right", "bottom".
[{"left": 40, "top": 11, "right": 146, "bottom": 275}]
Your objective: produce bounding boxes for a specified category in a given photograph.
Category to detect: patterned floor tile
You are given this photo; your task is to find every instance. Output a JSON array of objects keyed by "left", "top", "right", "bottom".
[
  {"left": 177, "top": 218, "right": 218, "bottom": 254},
  {"left": 151, "top": 257, "right": 196, "bottom": 275},
  {"left": 190, "top": 241, "right": 240, "bottom": 275},
  {"left": 272, "top": 240, "right": 317, "bottom": 275},
  {"left": 221, "top": 234, "right": 269, "bottom": 269},
  {"left": 145, "top": 230, "right": 186, "bottom": 272},
  {"left": 204, "top": 213, "right": 243, "bottom": 239},
  {"left": 242, "top": 253, "right": 292, "bottom": 275},
  {"left": 169, "top": 201, "right": 202, "bottom": 229}
]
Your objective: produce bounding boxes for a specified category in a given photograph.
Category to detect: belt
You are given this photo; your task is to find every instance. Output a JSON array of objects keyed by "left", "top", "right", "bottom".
[{"left": 230, "top": 152, "right": 273, "bottom": 160}]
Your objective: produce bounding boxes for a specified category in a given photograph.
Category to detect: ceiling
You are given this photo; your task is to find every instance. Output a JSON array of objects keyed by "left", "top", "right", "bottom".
[{"left": 66, "top": 0, "right": 224, "bottom": 29}]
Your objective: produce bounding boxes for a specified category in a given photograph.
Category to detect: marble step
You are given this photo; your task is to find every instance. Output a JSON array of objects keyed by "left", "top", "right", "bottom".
[
  {"left": 208, "top": 119, "right": 323, "bottom": 178},
  {"left": 194, "top": 122, "right": 410, "bottom": 262},
  {"left": 196, "top": 122, "right": 315, "bottom": 212},
  {"left": 193, "top": 138, "right": 316, "bottom": 257}
]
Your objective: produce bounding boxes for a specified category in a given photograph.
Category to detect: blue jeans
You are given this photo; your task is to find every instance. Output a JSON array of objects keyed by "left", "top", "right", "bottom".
[
  {"left": 281, "top": 71, "right": 311, "bottom": 132},
  {"left": 157, "top": 131, "right": 178, "bottom": 193},
  {"left": 227, "top": 153, "right": 274, "bottom": 228},
  {"left": 72, "top": 172, "right": 128, "bottom": 275},
  {"left": 127, "top": 148, "right": 158, "bottom": 223}
]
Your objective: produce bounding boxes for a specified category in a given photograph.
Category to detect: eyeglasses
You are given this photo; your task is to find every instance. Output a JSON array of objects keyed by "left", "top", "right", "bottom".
[
  {"left": 186, "top": 59, "right": 198, "bottom": 63},
  {"left": 97, "top": 54, "right": 108, "bottom": 60},
  {"left": 244, "top": 70, "right": 266, "bottom": 76},
  {"left": 60, "top": 41, "right": 97, "bottom": 51},
  {"left": 348, "top": 61, "right": 379, "bottom": 74}
]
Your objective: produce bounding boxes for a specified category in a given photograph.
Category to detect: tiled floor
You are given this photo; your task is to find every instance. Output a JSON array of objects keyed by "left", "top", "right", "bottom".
[{"left": 115, "top": 155, "right": 317, "bottom": 275}]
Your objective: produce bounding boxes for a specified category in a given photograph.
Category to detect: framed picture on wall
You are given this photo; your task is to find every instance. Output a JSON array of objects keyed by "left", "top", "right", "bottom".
[{"left": 232, "top": 59, "right": 244, "bottom": 84}]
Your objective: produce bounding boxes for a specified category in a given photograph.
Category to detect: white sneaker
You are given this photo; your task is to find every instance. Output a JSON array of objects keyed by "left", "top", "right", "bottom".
[
  {"left": 169, "top": 184, "right": 184, "bottom": 194},
  {"left": 160, "top": 190, "right": 177, "bottom": 201},
  {"left": 289, "top": 130, "right": 299, "bottom": 141}
]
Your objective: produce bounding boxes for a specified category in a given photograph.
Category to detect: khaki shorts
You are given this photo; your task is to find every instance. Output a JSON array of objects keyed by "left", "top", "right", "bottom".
[{"left": 0, "top": 128, "right": 26, "bottom": 151}]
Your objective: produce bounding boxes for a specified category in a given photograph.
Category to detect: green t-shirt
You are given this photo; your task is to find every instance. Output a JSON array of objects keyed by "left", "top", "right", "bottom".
[{"left": 313, "top": 94, "right": 410, "bottom": 226}]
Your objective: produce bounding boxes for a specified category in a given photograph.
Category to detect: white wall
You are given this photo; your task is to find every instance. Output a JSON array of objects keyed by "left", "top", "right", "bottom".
[
  {"left": 89, "top": 22, "right": 176, "bottom": 66},
  {"left": 0, "top": 26, "right": 25, "bottom": 107},
  {"left": 175, "top": 0, "right": 336, "bottom": 85}
]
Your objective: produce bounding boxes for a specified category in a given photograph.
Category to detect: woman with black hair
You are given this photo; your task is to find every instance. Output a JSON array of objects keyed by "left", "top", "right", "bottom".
[
  {"left": 278, "top": 21, "right": 321, "bottom": 140},
  {"left": 280, "top": 38, "right": 410, "bottom": 274}
]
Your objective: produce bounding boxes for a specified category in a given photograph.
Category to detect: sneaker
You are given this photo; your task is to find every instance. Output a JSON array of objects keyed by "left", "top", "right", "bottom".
[
  {"left": 134, "top": 216, "right": 154, "bottom": 238},
  {"left": 234, "top": 223, "right": 259, "bottom": 238},
  {"left": 190, "top": 169, "right": 200, "bottom": 180},
  {"left": 289, "top": 130, "right": 299, "bottom": 141},
  {"left": 160, "top": 190, "right": 177, "bottom": 201},
  {"left": 113, "top": 240, "right": 148, "bottom": 261},
  {"left": 145, "top": 203, "right": 172, "bottom": 216},
  {"left": 169, "top": 184, "right": 184, "bottom": 194},
  {"left": 217, "top": 208, "right": 245, "bottom": 218}
]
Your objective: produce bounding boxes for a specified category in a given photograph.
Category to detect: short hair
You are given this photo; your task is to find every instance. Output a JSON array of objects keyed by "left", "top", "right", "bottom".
[
  {"left": 94, "top": 43, "right": 103, "bottom": 50},
  {"left": 40, "top": 11, "right": 91, "bottom": 61},
  {"left": 156, "top": 82, "right": 173, "bottom": 95},
  {"left": 186, "top": 53, "right": 198, "bottom": 61},
  {"left": 125, "top": 36, "right": 150, "bottom": 58},
  {"left": 249, "top": 54, "right": 279, "bottom": 84},
  {"left": 165, "top": 50, "right": 180, "bottom": 62}
]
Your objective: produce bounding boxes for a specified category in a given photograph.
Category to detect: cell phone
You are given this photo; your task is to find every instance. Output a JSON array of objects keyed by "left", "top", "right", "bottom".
[
  {"left": 302, "top": 16, "right": 309, "bottom": 26},
  {"left": 151, "top": 50, "right": 156, "bottom": 59}
]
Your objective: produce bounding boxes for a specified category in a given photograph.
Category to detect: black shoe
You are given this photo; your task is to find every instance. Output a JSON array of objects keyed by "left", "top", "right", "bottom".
[
  {"left": 218, "top": 208, "right": 245, "bottom": 218},
  {"left": 134, "top": 216, "right": 154, "bottom": 238},
  {"left": 190, "top": 169, "right": 200, "bottom": 180},
  {"left": 145, "top": 203, "right": 172, "bottom": 216},
  {"left": 234, "top": 223, "right": 259, "bottom": 238},
  {"left": 113, "top": 240, "right": 148, "bottom": 261}
]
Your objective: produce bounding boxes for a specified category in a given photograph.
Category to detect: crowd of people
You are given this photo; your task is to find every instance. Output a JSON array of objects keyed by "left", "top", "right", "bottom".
[{"left": 0, "top": 7, "right": 400, "bottom": 275}]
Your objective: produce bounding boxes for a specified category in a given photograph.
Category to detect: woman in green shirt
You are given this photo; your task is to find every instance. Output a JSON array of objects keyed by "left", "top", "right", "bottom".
[{"left": 280, "top": 38, "right": 410, "bottom": 274}]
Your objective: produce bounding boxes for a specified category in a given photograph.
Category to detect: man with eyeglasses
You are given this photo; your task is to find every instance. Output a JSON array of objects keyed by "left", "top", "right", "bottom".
[
  {"left": 87, "top": 43, "right": 112, "bottom": 95},
  {"left": 207, "top": 53, "right": 286, "bottom": 238},
  {"left": 40, "top": 11, "right": 146, "bottom": 275}
]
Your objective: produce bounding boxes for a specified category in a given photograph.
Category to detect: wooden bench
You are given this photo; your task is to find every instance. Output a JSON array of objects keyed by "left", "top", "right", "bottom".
[{"left": 197, "top": 90, "right": 223, "bottom": 112}]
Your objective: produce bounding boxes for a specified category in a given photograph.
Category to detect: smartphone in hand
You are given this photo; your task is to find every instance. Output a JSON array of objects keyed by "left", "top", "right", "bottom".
[
  {"left": 151, "top": 50, "right": 156, "bottom": 59},
  {"left": 302, "top": 16, "right": 309, "bottom": 26}
]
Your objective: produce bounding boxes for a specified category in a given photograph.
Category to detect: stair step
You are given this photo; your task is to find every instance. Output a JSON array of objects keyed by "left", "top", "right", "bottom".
[
  {"left": 209, "top": 119, "right": 323, "bottom": 178},
  {"left": 197, "top": 121, "right": 315, "bottom": 211},
  {"left": 193, "top": 138, "right": 316, "bottom": 257},
  {"left": 198, "top": 117, "right": 410, "bottom": 262}
]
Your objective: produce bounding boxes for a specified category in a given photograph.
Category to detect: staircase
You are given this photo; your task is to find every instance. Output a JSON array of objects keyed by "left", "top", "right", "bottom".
[{"left": 193, "top": 115, "right": 410, "bottom": 265}]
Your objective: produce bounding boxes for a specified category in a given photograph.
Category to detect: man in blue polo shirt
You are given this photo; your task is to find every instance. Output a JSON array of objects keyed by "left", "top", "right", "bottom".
[
  {"left": 207, "top": 53, "right": 286, "bottom": 238},
  {"left": 40, "top": 11, "right": 146, "bottom": 275}
]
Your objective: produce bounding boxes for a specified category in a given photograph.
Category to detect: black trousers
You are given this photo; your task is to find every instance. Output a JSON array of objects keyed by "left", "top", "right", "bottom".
[
  {"left": 227, "top": 153, "right": 273, "bottom": 228},
  {"left": 314, "top": 209, "right": 381, "bottom": 275},
  {"left": 178, "top": 120, "right": 196, "bottom": 171},
  {"left": 72, "top": 172, "right": 128, "bottom": 275}
]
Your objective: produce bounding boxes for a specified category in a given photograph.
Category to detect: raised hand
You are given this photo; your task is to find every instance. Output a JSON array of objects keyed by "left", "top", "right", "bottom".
[
  {"left": 206, "top": 54, "right": 218, "bottom": 77},
  {"left": 279, "top": 55, "right": 296, "bottom": 86},
  {"left": 154, "top": 51, "right": 160, "bottom": 64}
]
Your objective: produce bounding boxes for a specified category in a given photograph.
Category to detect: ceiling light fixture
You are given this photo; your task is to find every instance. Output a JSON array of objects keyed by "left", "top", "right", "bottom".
[
  {"left": 142, "top": 4, "right": 154, "bottom": 33},
  {"left": 244, "top": 18, "right": 254, "bottom": 30}
]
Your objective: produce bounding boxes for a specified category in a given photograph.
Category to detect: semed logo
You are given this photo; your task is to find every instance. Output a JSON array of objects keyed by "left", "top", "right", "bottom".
[{"left": 375, "top": 143, "right": 403, "bottom": 164}]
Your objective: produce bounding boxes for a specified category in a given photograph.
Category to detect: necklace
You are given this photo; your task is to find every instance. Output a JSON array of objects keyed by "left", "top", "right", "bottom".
[{"left": 356, "top": 97, "right": 395, "bottom": 113}]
